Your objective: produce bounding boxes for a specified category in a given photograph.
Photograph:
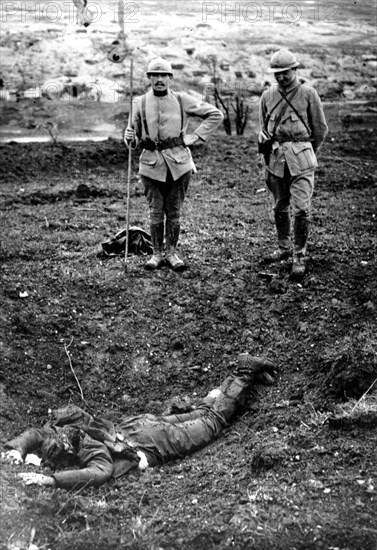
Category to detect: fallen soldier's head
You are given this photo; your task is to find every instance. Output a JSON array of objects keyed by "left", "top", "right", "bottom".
[{"left": 41, "top": 426, "right": 80, "bottom": 469}]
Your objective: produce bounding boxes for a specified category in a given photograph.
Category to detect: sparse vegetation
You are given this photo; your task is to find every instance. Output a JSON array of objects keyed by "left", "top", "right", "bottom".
[
  {"left": 205, "top": 55, "right": 249, "bottom": 136},
  {"left": 1, "top": 1, "right": 377, "bottom": 548},
  {"left": 0, "top": 127, "right": 376, "bottom": 549}
]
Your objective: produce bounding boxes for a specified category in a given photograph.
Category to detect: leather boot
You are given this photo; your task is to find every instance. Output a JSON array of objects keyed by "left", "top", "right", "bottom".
[
  {"left": 209, "top": 354, "right": 276, "bottom": 423},
  {"left": 165, "top": 221, "right": 185, "bottom": 271},
  {"left": 235, "top": 353, "right": 276, "bottom": 384},
  {"left": 292, "top": 215, "right": 310, "bottom": 276},
  {"left": 264, "top": 211, "right": 292, "bottom": 262},
  {"left": 294, "top": 215, "right": 309, "bottom": 254},
  {"left": 145, "top": 222, "right": 164, "bottom": 270},
  {"left": 292, "top": 254, "right": 306, "bottom": 276}
]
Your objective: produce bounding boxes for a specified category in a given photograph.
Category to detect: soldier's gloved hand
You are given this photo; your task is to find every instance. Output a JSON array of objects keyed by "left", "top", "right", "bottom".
[
  {"left": 124, "top": 127, "right": 135, "bottom": 144},
  {"left": 17, "top": 473, "right": 56, "bottom": 487},
  {"left": 1, "top": 449, "right": 23, "bottom": 464},
  {"left": 235, "top": 353, "right": 277, "bottom": 384}
]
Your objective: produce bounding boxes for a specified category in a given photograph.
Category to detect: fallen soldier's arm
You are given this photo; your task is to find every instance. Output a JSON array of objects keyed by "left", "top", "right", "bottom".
[
  {"left": 4, "top": 428, "right": 53, "bottom": 461},
  {"left": 4, "top": 430, "right": 114, "bottom": 490},
  {"left": 51, "top": 436, "right": 114, "bottom": 489}
]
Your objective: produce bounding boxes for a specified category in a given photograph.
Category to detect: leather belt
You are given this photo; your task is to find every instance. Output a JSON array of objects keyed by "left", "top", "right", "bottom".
[
  {"left": 140, "top": 136, "right": 184, "bottom": 151},
  {"left": 274, "top": 138, "right": 310, "bottom": 144}
]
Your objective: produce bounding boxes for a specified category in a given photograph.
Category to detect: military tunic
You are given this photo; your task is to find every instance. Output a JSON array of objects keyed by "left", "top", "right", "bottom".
[
  {"left": 130, "top": 89, "right": 224, "bottom": 182},
  {"left": 259, "top": 79, "right": 328, "bottom": 178}
]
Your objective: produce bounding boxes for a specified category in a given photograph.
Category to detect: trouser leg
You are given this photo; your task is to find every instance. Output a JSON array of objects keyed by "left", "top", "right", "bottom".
[
  {"left": 165, "top": 170, "right": 190, "bottom": 270},
  {"left": 266, "top": 171, "right": 292, "bottom": 253},
  {"left": 289, "top": 171, "right": 314, "bottom": 275},
  {"left": 159, "top": 408, "right": 211, "bottom": 424},
  {"left": 135, "top": 373, "right": 252, "bottom": 463},
  {"left": 290, "top": 171, "right": 314, "bottom": 256},
  {"left": 159, "top": 374, "right": 250, "bottom": 426},
  {"left": 142, "top": 176, "right": 165, "bottom": 269},
  {"left": 142, "top": 175, "right": 164, "bottom": 226}
]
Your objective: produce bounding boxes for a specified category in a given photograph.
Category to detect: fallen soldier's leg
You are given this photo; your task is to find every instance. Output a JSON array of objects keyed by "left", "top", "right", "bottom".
[
  {"left": 116, "top": 354, "right": 276, "bottom": 465},
  {"left": 159, "top": 354, "right": 276, "bottom": 425}
]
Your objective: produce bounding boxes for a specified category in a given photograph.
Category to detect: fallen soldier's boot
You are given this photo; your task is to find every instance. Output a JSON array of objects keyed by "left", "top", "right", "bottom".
[
  {"left": 145, "top": 254, "right": 163, "bottom": 270},
  {"left": 235, "top": 353, "right": 277, "bottom": 384}
]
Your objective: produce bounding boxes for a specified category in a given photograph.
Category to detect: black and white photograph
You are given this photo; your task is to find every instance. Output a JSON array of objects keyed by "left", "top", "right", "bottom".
[{"left": 0, "top": 1, "right": 376, "bottom": 548}]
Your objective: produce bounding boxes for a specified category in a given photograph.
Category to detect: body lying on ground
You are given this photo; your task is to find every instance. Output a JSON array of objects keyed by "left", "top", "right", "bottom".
[{"left": 2, "top": 354, "right": 276, "bottom": 489}]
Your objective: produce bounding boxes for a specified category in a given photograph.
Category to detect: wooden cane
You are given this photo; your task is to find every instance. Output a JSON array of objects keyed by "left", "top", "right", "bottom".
[{"left": 124, "top": 57, "right": 133, "bottom": 271}]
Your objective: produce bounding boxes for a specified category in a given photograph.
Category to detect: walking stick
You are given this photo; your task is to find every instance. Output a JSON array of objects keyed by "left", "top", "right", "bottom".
[
  {"left": 106, "top": 0, "right": 133, "bottom": 270},
  {"left": 124, "top": 56, "right": 133, "bottom": 271}
]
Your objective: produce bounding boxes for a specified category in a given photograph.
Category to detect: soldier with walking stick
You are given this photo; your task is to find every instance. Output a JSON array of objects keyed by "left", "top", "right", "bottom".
[{"left": 124, "top": 58, "right": 223, "bottom": 271}]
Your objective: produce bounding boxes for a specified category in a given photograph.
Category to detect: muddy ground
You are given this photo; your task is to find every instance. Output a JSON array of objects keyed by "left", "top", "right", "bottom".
[
  {"left": 1, "top": 1, "right": 377, "bottom": 546},
  {"left": 0, "top": 117, "right": 377, "bottom": 549}
]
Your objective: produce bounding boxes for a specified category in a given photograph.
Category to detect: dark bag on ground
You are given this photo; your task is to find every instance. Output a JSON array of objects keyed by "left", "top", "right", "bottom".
[{"left": 100, "top": 226, "right": 153, "bottom": 257}]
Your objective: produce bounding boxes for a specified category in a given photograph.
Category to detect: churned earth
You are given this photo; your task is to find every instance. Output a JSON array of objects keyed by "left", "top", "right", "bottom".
[
  {"left": 1, "top": 1, "right": 377, "bottom": 549},
  {"left": 0, "top": 124, "right": 376, "bottom": 550}
]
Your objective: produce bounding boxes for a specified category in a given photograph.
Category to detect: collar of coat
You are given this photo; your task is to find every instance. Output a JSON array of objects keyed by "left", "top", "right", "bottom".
[
  {"left": 277, "top": 76, "right": 300, "bottom": 94},
  {"left": 153, "top": 89, "right": 169, "bottom": 97}
]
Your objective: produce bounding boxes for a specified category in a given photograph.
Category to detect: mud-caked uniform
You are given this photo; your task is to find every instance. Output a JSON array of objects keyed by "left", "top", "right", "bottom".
[
  {"left": 259, "top": 77, "right": 328, "bottom": 261},
  {"left": 5, "top": 373, "right": 252, "bottom": 489}
]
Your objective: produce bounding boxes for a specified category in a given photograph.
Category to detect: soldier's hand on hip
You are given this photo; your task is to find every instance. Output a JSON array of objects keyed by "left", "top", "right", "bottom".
[
  {"left": 184, "top": 134, "right": 200, "bottom": 146},
  {"left": 124, "top": 127, "right": 135, "bottom": 144}
]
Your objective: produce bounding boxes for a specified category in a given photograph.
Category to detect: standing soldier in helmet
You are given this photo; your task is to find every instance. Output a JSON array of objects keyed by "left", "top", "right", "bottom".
[
  {"left": 259, "top": 49, "right": 328, "bottom": 276},
  {"left": 124, "top": 57, "right": 223, "bottom": 271}
]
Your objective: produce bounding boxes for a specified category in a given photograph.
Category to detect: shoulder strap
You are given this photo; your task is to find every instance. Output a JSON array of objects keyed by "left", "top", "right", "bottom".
[
  {"left": 141, "top": 94, "right": 150, "bottom": 138},
  {"left": 278, "top": 86, "right": 311, "bottom": 135},
  {"left": 141, "top": 93, "right": 184, "bottom": 138},
  {"left": 176, "top": 93, "right": 184, "bottom": 134},
  {"left": 270, "top": 85, "right": 301, "bottom": 137},
  {"left": 263, "top": 96, "right": 283, "bottom": 131}
]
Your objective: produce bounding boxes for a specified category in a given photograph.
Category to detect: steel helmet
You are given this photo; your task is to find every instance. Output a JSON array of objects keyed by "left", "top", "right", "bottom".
[
  {"left": 268, "top": 49, "right": 300, "bottom": 73},
  {"left": 146, "top": 57, "right": 173, "bottom": 76}
]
